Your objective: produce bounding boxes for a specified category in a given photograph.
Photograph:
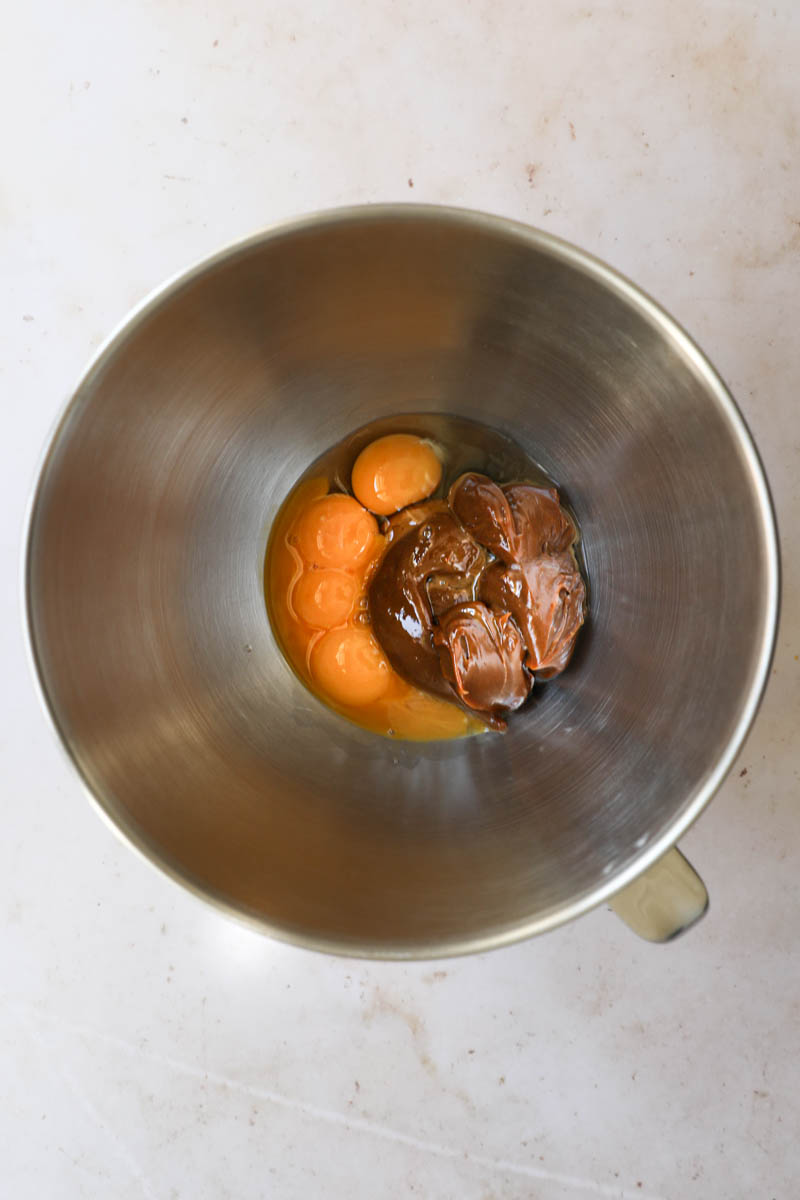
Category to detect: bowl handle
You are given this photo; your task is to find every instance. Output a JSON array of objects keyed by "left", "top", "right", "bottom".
[{"left": 609, "top": 848, "right": 709, "bottom": 942}]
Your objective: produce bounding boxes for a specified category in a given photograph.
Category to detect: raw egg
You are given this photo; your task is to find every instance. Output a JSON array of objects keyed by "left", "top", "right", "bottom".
[
  {"left": 266, "top": 473, "right": 483, "bottom": 740},
  {"left": 351, "top": 434, "right": 442, "bottom": 516},
  {"left": 292, "top": 569, "right": 358, "bottom": 629},
  {"left": 293, "top": 493, "right": 378, "bottom": 568},
  {"left": 310, "top": 628, "right": 391, "bottom": 706}
]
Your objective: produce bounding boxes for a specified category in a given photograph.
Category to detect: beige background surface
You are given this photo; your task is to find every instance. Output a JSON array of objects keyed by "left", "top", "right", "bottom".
[{"left": 2, "top": 2, "right": 798, "bottom": 1197}]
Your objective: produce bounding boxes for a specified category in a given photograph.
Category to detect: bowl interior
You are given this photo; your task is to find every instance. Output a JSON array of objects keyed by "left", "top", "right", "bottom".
[{"left": 27, "top": 209, "right": 777, "bottom": 955}]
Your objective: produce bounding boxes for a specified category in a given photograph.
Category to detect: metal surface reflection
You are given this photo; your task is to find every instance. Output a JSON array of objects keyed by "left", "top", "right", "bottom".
[{"left": 25, "top": 207, "right": 779, "bottom": 956}]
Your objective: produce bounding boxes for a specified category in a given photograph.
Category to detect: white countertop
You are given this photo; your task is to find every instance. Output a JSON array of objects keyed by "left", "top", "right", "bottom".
[{"left": 2, "top": 3, "right": 799, "bottom": 1197}]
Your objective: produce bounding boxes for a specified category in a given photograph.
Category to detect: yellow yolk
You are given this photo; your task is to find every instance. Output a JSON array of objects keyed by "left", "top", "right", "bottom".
[
  {"left": 292, "top": 569, "right": 358, "bottom": 628},
  {"left": 293, "top": 493, "right": 378, "bottom": 568},
  {"left": 266, "top": 475, "right": 484, "bottom": 740},
  {"left": 351, "top": 434, "right": 442, "bottom": 516},
  {"left": 310, "top": 628, "right": 391, "bottom": 706}
]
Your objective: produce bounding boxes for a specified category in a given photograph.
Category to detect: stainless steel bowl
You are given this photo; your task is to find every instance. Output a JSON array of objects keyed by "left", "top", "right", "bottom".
[{"left": 25, "top": 206, "right": 779, "bottom": 957}]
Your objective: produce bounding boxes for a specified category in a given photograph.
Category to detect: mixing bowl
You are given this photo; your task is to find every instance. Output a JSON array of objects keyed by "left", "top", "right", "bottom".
[{"left": 25, "top": 206, "right": 779, "bottom": 956}]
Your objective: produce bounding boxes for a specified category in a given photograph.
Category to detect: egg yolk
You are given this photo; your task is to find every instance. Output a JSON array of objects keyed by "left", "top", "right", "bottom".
[
  {"left": 310, "top": 627, "right": 391, "bottom": 706},
  {"left": 351, "top": 434, "right": 442, "bottom": 516},
  {"left": 267, "top": 471, "right": 485, "bottom": 739},
  {"left": 293, "top": 493, "right": 378, "bottom": 568},
  {"left": 292, "top": 569, "right": 358, "bottom": 628}
]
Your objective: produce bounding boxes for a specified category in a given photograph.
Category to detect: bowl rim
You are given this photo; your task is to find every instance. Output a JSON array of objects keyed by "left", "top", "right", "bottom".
[{"left": 21, "top": 202, "right": 782, "bottom": 959}]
